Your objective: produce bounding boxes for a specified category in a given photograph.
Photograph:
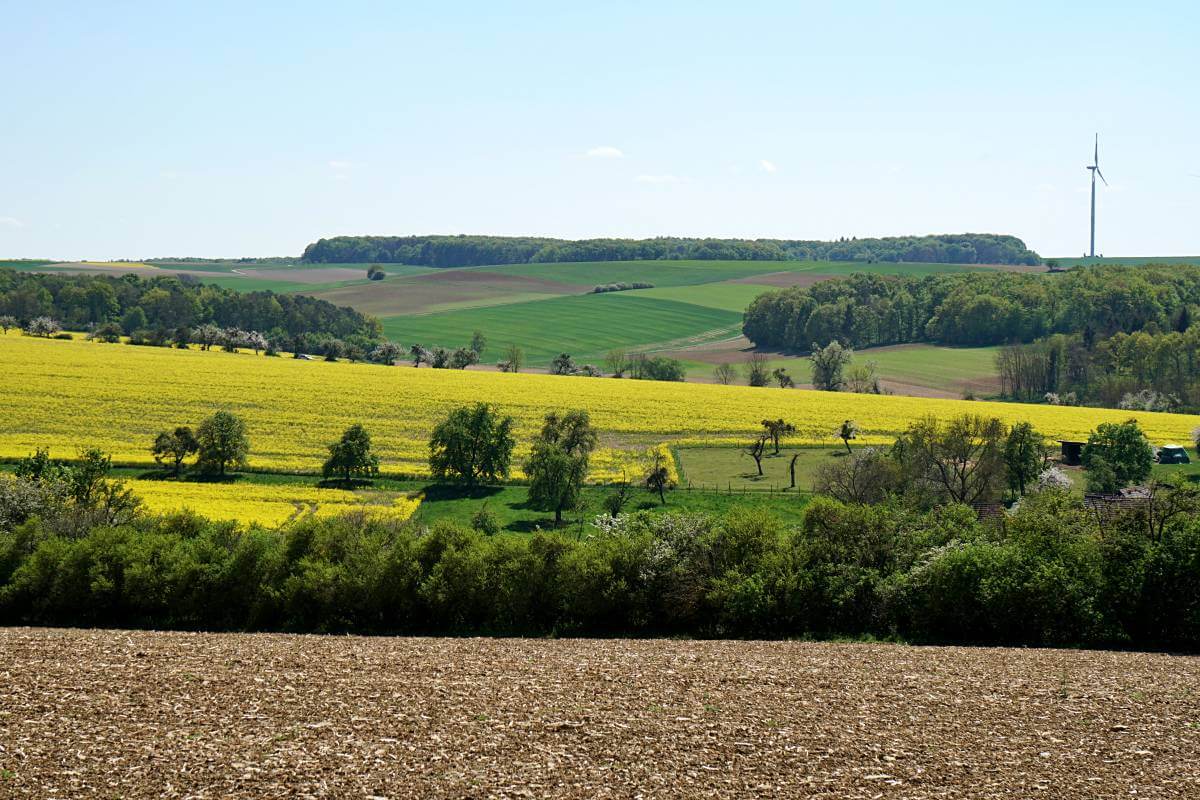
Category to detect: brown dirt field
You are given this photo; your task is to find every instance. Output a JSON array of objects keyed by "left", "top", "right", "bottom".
[
  {"left": 237, "top": 267, "right": 370, "bottom": 283},
  {"left": 2, "top": 628, "right": 1197, "bottom": 799},
  {"left": 305, "top": 269, "right": 585, "bottom": 316},
  {"left": 727, "top": 271, "right": 835, "bottom": 288}
]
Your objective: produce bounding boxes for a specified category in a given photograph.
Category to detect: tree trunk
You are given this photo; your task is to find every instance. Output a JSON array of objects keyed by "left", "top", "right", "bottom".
[
  {"left": 555, "top": 506, "right": 563, "bottom": 526},
  {"left": 789, "top": 454, "right": 799, "bottom": 488},
  {"left": 843, "top": 438, "right": 852, "bottom": 454},
  {"left": 753, "top": 454, "right": 763, "bottom": 476}
]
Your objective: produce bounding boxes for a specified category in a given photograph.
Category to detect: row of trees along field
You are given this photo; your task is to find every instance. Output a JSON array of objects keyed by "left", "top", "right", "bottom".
[
  {"left": 3, "top": 411, "right": 1198, "bottom": 647},
  {"left": 743, "top": 264, "right": 1200, "bottom": 350},
  {"left": 301, "top": 233, "right": 1041, "bottom": 267},
  {"left": 0, "top": 272, "right": 380, "bottom": 340}
]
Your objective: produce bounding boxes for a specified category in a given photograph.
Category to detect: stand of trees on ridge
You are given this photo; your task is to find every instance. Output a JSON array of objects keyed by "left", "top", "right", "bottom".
[
  {"left": 743, "top": 263, "right": 1200, "bottom": 351},
  {"left": 301, "top": 233, "right": 1041, "bottom": 267}
]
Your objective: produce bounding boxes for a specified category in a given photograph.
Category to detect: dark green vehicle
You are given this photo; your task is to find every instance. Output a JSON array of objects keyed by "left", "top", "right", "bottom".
[{"left": 1156, "top": 445, "right": 1192, "bottom": 465}]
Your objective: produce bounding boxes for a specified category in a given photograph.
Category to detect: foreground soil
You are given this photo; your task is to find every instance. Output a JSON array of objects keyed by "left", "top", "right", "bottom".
[{"left": 1, "top": 629, "right": 1197, "bottom": 798}]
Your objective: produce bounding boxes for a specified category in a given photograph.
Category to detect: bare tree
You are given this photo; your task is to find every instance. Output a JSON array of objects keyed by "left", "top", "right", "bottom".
[
  {"left": 744, "top": 433, "right": 768, "bottom": 476},
  {"left": 744, "top": 353, "right": 770, "bottom": 387},
  {"left": 713, "top": 363, "right": 736, "bottom": 385}
]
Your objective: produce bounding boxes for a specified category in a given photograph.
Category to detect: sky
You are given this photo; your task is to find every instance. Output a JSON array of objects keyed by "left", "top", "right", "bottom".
[{"left": 1, "top": 1, "right": 1198, "bottom": 260}]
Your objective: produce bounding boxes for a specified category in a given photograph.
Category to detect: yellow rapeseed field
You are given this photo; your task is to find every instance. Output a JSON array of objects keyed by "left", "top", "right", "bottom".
[
  {"left": 2, "top": 332, "right": 1196, "bottom": 480},
  {"left": 132, "top": 480, "right": 422, "bottom": 527}
]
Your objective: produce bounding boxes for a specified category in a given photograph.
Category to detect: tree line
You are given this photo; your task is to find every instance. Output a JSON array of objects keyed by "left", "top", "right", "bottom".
[
  {"left": 743, "top": 263, "right": 1200, "bottom": 351},
  {"left": 1, "top": 426, "right": 1197, "bottom": 648},
  {"left": 0, "top": 272, "right": 381, "bottom": 342},
  {"left": 301, "top": 234, "right": 1041, "bottom": 267},
  {"left": 996, "top": 323, "right": 1200, "bottom": 413}
]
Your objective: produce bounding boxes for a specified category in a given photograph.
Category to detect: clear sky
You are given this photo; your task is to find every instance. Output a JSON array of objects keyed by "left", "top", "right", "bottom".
[{"left": 2, "top": 1, "right": 1197, "bottom": 260}]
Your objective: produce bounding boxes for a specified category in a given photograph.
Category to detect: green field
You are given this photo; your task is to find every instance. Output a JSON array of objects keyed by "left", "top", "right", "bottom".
[
  {"left": 680, "top": 344, "right": 1001, "bottom": 395},
  {"left": 1051, "top": 256, "right": 1200, "bottom": 268},
  {"left": 628, "top": 283, "right": 778, "bottom": 312},
  {"left": 381, "top": 293, "right": 743, "bottom": 364},
  {"left": 675, "top": 445, "right": 847, "bottom": 493}
]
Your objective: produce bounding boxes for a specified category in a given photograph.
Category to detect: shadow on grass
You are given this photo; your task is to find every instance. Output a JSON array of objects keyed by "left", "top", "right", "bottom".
[
  {"left": 132, "top": 470, "right": 249, "bottom": 484},
  {"left": 420, "top": 483, "right": 506, "bottom": 503}
]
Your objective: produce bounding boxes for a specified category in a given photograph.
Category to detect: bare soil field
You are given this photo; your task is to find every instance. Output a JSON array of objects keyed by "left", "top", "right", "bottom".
[
  {"left": 2, "top": 628, "right": 1197, "bottom": 799},
  {"left": 307, "top": 268, "right": 585, "bottom": 316},
  {"left": 237, "top": 266, "right": 369, "bottom": 283},
  {"left": 727, "top": 271, "right": 835, "bottom": 288}
]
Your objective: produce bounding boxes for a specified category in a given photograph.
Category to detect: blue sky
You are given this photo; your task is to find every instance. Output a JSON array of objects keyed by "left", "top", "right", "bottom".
[{"left": 1, "top": 1, "right": 1197, "bottom": 259}]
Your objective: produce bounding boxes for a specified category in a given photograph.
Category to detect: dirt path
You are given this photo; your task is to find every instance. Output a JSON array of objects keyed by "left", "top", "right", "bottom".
[{"left": 2, "top": 628, "right": 1197, "bottom": 798}]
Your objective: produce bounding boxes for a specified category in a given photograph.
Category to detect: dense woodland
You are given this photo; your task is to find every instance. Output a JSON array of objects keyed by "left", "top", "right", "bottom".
[
  {"left": 301, "top": 233, "right": 1041, "bottom": 267},
  {"left": 743, "top": 264, "right": 1200, "bottom": 351},
  {"left": 0, "top": 272, "right": 381, "bottom": 341}
]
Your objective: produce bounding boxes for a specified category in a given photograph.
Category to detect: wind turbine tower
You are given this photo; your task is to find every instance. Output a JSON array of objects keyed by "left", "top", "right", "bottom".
[{"left": 1087, "top": 133, "right": 1108, "bottom": 258}]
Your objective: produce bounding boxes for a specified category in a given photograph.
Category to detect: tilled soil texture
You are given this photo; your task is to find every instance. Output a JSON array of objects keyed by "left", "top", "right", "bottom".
[{"left": 2, "top": 629, "right": 1197, "bottom": 799}]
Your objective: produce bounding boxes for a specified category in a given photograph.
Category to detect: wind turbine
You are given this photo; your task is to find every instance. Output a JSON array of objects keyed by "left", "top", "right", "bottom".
[{"left": 1087, "top": 133, "right": 1107, "bottom": 258}]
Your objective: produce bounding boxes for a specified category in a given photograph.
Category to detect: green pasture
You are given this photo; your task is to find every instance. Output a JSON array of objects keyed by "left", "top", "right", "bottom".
[{"left": 381, "top": 293, "right": 743, "bottom": 364}]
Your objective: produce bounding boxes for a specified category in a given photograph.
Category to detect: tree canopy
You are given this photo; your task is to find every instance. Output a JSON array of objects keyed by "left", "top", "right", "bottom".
[{"left": 301, "top": 233, "right": 1040, "bottom": 267}]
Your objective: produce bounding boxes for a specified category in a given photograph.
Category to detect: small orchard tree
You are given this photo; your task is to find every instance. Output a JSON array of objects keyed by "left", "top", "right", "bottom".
[
  {"left": 760, "top": 418, "right": 795, "bottom": 455},
  {"left": 193, "top": 323, "right": 221, "bottom": 351},
  {"left": 410, "top": 343, "right": 430, "bottom": 367},
  {"left": 838, "top": 419, "right": 859, "bottom": 454},
  {"left": 503, "top": 344, "right": 524, "bottom": 373},
  {"left": 525, "top": 411, "right": 598, "bottom": 526},
  {"left": 428, "top": 346, "right": 451, "bottom": 369},
  {"left": 195, "top": 411, "right": 249, "bottom": 477},
  {"left": 744, "top": 432, "right": 768, "bottom": 476},
  {"left": 449, "top": 347, "right": 479, "bottom": 369},
  {"left": 772, "top": 367, "right": 794, "bottom": 388},
  {"left": 810, "top": 341, "right": 852, "bottom": 391},
  {"left": 0, "top": 315, "right": 18, "bottom": 334},
  {"left": 1082, "top": 419, "right": 1153, "bottom": 493},
  {"left": 25, "top": 316, "right": 61, "bottom": 337},
  {"left": 1003, "top": 421, "right": 1047, "bottom": 498},
  {"left": 88, "top": 322, "right": 123, "bottom": 343},
  {"left": 549, "top": 353, "right": 578, "bottom": 376},
  {"left": 429, "top": 403, "right": 515, "bottom": 485},
  {"left": 892, "top": 414, "right": 1007, "bottom": 505},
  {"left": 469, "top": 330, "right": 487, "bottom": 356},
  {"left": 371, "top": 341, "right": 403, "bottom": 366},
  {"left": 323, "top": 423, "right": 380, "bottom": 483},
  {"left": 744, "top": 353, "right": 770, "bottom": 387},
  {"left": 604, "top": 349, "right": 630, "bottom": 378},
  {"left": 713, "top": 363, "right": 736, "bottom": 385},
  {"left": 644, "top": 448, "right": 675, "bottom": 505},
  {"left": 151, "top": 426, "right": 199, "bottom": 476}
]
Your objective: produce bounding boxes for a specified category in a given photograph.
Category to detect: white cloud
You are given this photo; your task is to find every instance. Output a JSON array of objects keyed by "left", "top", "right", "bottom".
[
  {"left": 759, "top": 159, "right": 778, "bottom": 173},
  {"left": 328, "top": 159, "right": 358, "bottom": 169},
  {"left": 585, "top": 145, "right": 624, "bottom": 159},
  {"left": 0, "top": 216, "right": 25, "bottom": 229},
  {"left": 634, "top": 174, "right": 679, "bottom": 184}
]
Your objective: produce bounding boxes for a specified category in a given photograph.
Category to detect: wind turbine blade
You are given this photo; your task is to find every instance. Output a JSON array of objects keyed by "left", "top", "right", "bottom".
[
  {"left": 1094, "top": 133, "right": 1099, "bottom": 165},
  {"left": 1096, "top": 168, "right": 1108, "bottom": 186}
]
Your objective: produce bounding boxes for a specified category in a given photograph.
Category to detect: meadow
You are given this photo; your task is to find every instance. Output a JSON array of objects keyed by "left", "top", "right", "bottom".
[{"left": 2, "top": 332, "right": 1195, "bottom": 480}]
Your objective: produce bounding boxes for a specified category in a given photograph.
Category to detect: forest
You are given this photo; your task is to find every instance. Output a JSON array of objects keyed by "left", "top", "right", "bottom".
[
  {"left": 300, "top": 233, "right": 1042, "bottom": 267},
  {"left": 742, "top": 263, "right": 1200, "bottom": 351},
  {"left": 0, "top": 272, "right": 381, "bottom": 341}
]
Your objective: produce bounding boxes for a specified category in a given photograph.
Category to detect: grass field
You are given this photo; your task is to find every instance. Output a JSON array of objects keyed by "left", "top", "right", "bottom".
[
  {"left": 676, "top": 445, "right": 848, "bottom": 493},
  {"left": 6, "top": 628, "right": 1197, "bottom": 798},
  {"left": 381, "top": 293, "right": 744, "bottom": 364},
  {"left": 3, "top": 332, "right": 1196, "bottom": 481},
  {"left": 677, "top": 342, "right": 1002, "bottom": 395}
]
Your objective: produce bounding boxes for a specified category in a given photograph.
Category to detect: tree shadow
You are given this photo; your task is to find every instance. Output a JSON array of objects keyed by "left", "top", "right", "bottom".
[
  {"left": 316, "top": 478, "right": 377, "bottom": 490},
  {"left": 420, "top": 483, "right": 505, "bottom": 503}
]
